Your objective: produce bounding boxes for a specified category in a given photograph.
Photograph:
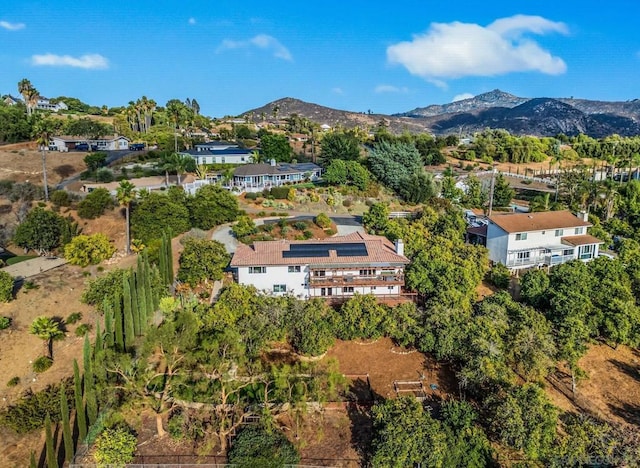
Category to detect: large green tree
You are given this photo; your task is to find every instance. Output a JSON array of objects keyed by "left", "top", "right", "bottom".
[
  {"left": 131, "top": 192, "right": 190, "bottom": 243},
  {"left": 260, "top": 133, "right": 292, "bottom": 162},
  {"left": 177, "top": 238, "right": 229, "bottom": 287},
  {"left": 14, "top": 207, "right": 70, "bottom": 255},
  {"left": 371, "top": 397, "right": 447, "bottom": 467},
  {"left": 320, "top": 131, "right": 361, "bottom": 162},
  {"left": 188, "top": 184, "right": 239, "bottom": 230}
]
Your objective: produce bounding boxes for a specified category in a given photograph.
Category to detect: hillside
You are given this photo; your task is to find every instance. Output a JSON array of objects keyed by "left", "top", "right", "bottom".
[{"left": 244, "top": 90, "right": 640, "bottom": 138}]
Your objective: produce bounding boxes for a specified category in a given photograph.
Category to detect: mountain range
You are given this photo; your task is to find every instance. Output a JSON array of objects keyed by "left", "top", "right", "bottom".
[{"left": 245, "top": 90, "right": 640, "bottom": 138}]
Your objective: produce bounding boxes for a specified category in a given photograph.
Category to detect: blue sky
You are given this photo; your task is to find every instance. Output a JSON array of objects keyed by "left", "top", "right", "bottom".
[{"left": 1, "top": 1, "right": 639, "bottom": 117}]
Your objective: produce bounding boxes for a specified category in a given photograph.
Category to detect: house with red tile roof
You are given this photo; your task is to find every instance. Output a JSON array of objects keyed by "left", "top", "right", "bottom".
[
  {"left": 481, "top": 210, "right": 603, "bottom": 269},
  {"left": 230, "top": 232, "right": 411, "bottom": 300}
]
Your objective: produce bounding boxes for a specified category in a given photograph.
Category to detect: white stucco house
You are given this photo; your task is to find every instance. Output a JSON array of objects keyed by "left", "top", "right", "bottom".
[
  {"left": 50, "top": 135, "right": 129, "bottom": 151},
  {"left": 476, "top": 210, "right": 603, "bottom": 269},
  {"left": 230, "top": 232, "right": 411, "bottom": 301},
  {"left": 36, "top": 97, "right": 68, "bottom": 112},
  {"left": 179, "top": 146, "right": 254, "bottom": 165}
]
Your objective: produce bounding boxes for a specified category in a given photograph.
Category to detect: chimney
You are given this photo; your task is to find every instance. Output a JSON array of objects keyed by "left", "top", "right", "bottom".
[
  {"left": 270, "top": 158, "right": 276, "bottom": 167},
  {"left": 577, "top": 210, "right": 588, "bottom": 222},
  {"left": 394, "top": 239, "right": 405, "bottom": 257}
]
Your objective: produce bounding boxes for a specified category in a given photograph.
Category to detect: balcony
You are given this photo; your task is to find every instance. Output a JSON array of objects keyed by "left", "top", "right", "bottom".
[
  {"left": 309, "top": 274, "right": 404, "bottom": 287},
  {"left": 505, "top": 253, "right": 574, "bottom": 268}
]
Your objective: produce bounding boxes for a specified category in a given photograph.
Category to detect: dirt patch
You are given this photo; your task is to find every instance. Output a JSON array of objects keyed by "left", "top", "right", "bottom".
[
  {"left": 325, "top": 338, "right": 457, "bottom": 400},
  {"left": 0, "top": 149, "right": 87, "bottom": 184},
  {"left": 544, "top": 344, "right": 640, "bottom": 428}
]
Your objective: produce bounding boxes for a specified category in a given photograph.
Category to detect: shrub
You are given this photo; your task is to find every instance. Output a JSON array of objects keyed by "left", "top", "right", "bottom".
[
  {"left": 50, "top": 190, "right": 71, "bottom": 207},
  {"left": 32, "top": 356, "right": 53, "bottom": 373},
  {"left": 0, "top": 271, "right": 14, "bottom": 302},
  {"left": 168, "top": 412, "right": 185, "bottom": 440},
  {"left": 342, "top": 199, "right": 352, "bottom": 207},
  {"left": 77, "top": 188, "right": 114, "bottom": 219},
  {"left": 314, "top": 212, "right": 331, "bottom": 229},
  {"left": 303, "top": 230, "right": 314, "bottom": 239},
  {"left": 179, "top": 228, "right": 208, "bottom": 245},
  {"left": 228, "top": 426, "right": 300, "bottom": 466},
  {"left": 257, "top": 211, "right": 266, "bottom": 217},
  {"left": 325, "top": 229, "right": 335, "bottom": 236},
  {"left": 0, "top": 316, "right": 11, "bottom": 330},
  {"left": 292, "top": 221, "right": 308, "bottom": 231},
  {"left": 96, "top": 168, "right": 114, "bottom": 183},
  {"left": 94, "top": 427, "right": 138, "bottom": 466},
  {"left": 66, "top": 312, "right": 82, "bottom": 325},
  {"left": 6, "top": 376, "right": 19, "bottom": 387},
  {"left": 75, "top": 324, "right": 92, "bottom": 337},
  {"left": 489, "top": 263, "right": 511, "bottom": 289},
  {"left": 0, "top": 383, "right": 69, "bottom": 433},
  {"left": 245, "top": 192, "right": 258, "bottom": 200},
  {"left": 64, "top": 233, "right": 116, "bottom": 267},
  {"left": 270, "top": 186, "right": 290, "bottom": 199}
]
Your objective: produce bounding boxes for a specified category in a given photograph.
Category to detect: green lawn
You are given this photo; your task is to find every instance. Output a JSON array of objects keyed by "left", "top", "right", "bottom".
[{"left": 5, "top": 255, "right": 38, "bottom": 266}]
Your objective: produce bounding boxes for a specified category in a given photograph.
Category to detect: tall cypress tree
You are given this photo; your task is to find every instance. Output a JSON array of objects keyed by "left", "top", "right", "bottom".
[
  {"left": 44, "top": 413, "right": 58, "bottom": 468},
  {"left": 136, "top": 268, "right": 148, "bottom": 334},
  {"left": 83, "top": 335, "right": 98, "bottom": 426},
  {"left": 73, "top": 359, "right": 87, "bottom": 443},
  {"left": 123, "top": 273, "right": 134, "bottom": 351},
  {"left": 130, "top": 271, "right": 140, "bottom": 336},
  {"left": 60, "top": 382, "right": 73, "bottom": 463},
  {"left": 166, "top": 232, "right": 174, "bottom": 284},
  {"left": 159, "top": 235, "right": 167, "bottom": 285},
  {"left": 103, "top": 299, "right": 114, "bottom": 349},
  {"left": 143, "top": 252, "right": 155, "bottom": 317},
  {"left": 114, "top": 293, "right": 124, "bottom": 352},
  {"left": 94, "top": 322, "right": 106, "bottom": 385}
]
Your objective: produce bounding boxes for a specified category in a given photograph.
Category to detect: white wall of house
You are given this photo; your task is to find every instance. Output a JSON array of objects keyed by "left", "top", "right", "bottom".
[
  {"left": 194, "top": 153, "right": 250, "bottom": 165},
  {"left": 487, "top": 221, "right": 599, "bottom": 268},
  {"left": 486, "top": 223, "right": 509, "bottom": 264},
  {"left": 236, "top": 264, "right": 405, "bottom": 298}
]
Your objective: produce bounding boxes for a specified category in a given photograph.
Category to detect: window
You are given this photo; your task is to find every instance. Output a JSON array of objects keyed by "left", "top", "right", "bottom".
[
  {"left": 371, "top": 286, "right": 377, "bottom": 291},
  {"left": 273, "top": 284, "right": 287, "bottom": 293},
  {"left": 359, "top": 269, "right": 375, "bottom": 276},
  {"left": 248, "top": 266, "right": 266, "bottom": 274},
  {"left": 515, "top": 233, "right": 528, "bottom": 241},
  {"left": 517, "top": 251, "right": 531, "bottom": 260},
  {"left": 563, "top": 249, "right": 573, "bottom": 256},
  {"left": 575, "top": 227, "right": 584, "bottom": 235},
  {"left": 387, "top": 286, "right": 394, "bottom": 291},
  {"left": 342, "top": 287, "right": 354, "bottom": 293},
  {"left": 288, "top": 266, "right": 301, "bottom": 273},
  {"left": 555, "top": 229, "right": 564, "bottom": 236},
  {"left": 313, "top": 270, "right": 325, "bottom": 277}
]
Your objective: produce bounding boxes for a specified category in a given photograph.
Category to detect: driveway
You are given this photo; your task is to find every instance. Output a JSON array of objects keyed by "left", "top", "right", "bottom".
[
  {"left": 2, "top": 256, "right": 68, "bottom": 280},
  {"left": 211, "top": 224, "right": 240, "bottom": 253}
]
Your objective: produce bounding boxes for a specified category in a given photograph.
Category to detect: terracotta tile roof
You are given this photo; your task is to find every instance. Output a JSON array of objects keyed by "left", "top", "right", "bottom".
[
  {"left": 230, "top": 232, "right": 410, "bottom": 267},
  {"left": 489, "top": 210, "right": 591, "bottom": 234},
  {"left": 561, "top": 234, "right": 603, "bottom": 246}
]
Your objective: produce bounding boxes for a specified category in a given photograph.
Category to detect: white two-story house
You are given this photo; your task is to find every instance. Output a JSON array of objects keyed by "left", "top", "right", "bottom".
[
  {"left": 230, "top": 232, "right": 410, "bottom": 301},
  {"left": 483, "top": 210, "right": 603, "bottom": 269}
]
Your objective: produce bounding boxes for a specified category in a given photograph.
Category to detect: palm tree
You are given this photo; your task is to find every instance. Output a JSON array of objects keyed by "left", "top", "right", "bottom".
[
  {"left": 172, "top": 153, "right": 191, "bottom": 185},
  {"left": 33, "top": 116, "right": 58, "bottom": 202},
  {"left": 29, "top": 316, "right": 64, "bottom": 359},
  {"left": 116, "top": 180, "right": 136, "bottom": 255},
  {"left": 18, "top": 78, "right": 39, "bottom": 116}
]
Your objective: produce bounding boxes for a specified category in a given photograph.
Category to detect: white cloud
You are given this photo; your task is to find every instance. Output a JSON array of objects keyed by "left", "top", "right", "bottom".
[
  {"left": 217, "top": 34, "right": 292, "bottom": 61},
  {"left": 387, "top": 15, "right": 568, "bottom": 83},
  {"left": 31, "top": 53, "right": 109, "bottom": 69},
  {"left": 0, "top": 21, "right": 25, "bottom": 31},
  {"left": 331, "top": 87, "right": 344, "bottom": 95},
  {"left": 375, "top": 84, "right": 409, "bottom": 94},
  {"left": 452, "top": 93, "right": 474, "bottom": 102},
  {"left": 188, "top": 17, "right": 196, "bottom": 25}
]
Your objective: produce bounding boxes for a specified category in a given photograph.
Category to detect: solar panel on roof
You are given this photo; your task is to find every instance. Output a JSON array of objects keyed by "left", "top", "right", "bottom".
[{"left": 282, "top": 242, "right": 368, "bottom": 258}]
